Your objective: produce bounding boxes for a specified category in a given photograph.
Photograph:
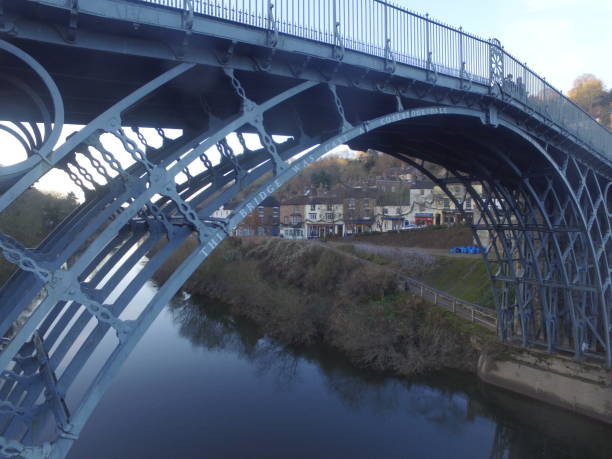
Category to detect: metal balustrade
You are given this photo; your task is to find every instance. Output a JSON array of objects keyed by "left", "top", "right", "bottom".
[{"left": 134, "top": 0, "right": 611, "bottom": 159}]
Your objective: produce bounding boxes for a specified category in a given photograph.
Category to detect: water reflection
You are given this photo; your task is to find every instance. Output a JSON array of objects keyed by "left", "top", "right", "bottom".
[{"left": 170, "top": 295, "right": 612, "bottom": 459}]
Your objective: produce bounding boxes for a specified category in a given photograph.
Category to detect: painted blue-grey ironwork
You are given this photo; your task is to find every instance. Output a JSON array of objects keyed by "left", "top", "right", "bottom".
[{"left": 0, "top": 0, "right": 610, "bottom": 456}]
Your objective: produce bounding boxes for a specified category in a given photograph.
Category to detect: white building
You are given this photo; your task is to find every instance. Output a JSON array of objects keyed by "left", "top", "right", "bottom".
[
  {"left": 303, "top": 198, "right": 344, "bottom": 238},
  {"left": 374, "top": 205, "right": 412, "bottom": 232},
  {"left": 407, "top": 181, "right": 435, "bottom": 225},
  {"left": 211, "top": 205, "right": 232, "bottom": 220},
  {"left": 281, "top": 227, "right": 305, "bottom": 239}
]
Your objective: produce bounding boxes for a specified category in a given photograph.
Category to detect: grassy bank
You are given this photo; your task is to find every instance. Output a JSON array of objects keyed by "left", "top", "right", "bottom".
[
  {"left": 417, "top": 256, "right": 494, "bottom": 307},
  {"left": 155, "top": 237, "right": 499, "bottom": 376},
  {"left": 338, "top": 224, "right": 474, "bottom": 249},
  {"left": 335, "top": 242, "right": 494, "bottom": 308}
]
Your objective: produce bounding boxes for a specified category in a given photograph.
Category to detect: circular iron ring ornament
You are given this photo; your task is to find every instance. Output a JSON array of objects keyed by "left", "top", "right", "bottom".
[
  {"left": 489, "top": 38, "right": 504, "bottom": 87},
  {"left": 0, "top": 39, "right": 64, "bottom": 189}
]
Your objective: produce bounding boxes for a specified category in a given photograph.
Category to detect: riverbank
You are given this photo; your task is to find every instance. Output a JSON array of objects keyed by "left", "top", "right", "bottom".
[
  {"left": 155, "top": 237, "right": 501, "bottom": 376},
  {"left": 154, "top": 237, "right": 611, "bottom": 424}
]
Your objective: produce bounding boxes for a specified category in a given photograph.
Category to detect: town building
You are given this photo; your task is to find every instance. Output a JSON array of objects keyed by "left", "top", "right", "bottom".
[
  {"left": 304, "top": 196, "right": 344, "bottom": 238},
  {"left": 343, "top": 190, "right": 376, "bottom": 234},
  {"left": 374, "top": 203, "right": 413, "bottom": 232},
  {"left": 211, "top": 204, "right": 233, "bottom": 220},
  {"left": 407, "top": 179, "right": 435, "bottom": 225},
  {"left": 229, "top": 173, "right": 485, "bottom": 239},
  {"left": 279, "top": 196, "right": 307, "bottom": 239},
  {"left": 375, "top": 177, "right": 408, "bottom": 194},
  {"left": 233, "top": 196, "right": 280, "bottom": 236},
  {"left": 431, "top": 183, "right": 481, "bottom": 225}
]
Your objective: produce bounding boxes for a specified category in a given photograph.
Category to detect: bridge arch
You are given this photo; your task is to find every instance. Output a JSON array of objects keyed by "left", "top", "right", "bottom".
[{"left": 0, "top": 32, "right": 609, "bottom": 456}]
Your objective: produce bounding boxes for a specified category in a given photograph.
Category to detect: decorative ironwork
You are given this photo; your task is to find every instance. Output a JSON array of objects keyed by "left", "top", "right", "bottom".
[
  {"left": 0, "top": 40, "right": 64, "bottom": 191},
  {"left": 489, "top": 38, "right": 504, "bottom": 88}
]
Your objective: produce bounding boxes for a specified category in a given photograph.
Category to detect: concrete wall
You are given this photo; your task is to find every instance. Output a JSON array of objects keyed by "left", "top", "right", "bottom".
[{"left": 478, "top": 350, "right": 612, "bottom": 424}]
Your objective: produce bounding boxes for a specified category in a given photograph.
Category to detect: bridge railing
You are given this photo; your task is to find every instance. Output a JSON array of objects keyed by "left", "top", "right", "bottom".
[{"left": 134, "top": 0, "right": 610, "bottom": 158}]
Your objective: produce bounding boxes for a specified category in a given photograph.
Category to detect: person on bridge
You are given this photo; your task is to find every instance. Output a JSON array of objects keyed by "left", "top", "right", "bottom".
[
  {"left": 516, "top": 76, "right": 525, "bottom": 96},
  {"left": 504, "top": 74, "right": 516, "bottom": 93}
]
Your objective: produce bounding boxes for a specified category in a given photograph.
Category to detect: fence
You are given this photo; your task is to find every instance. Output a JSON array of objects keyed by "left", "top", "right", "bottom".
[
  {"left": 400, "top": 275, "right": 497, "bottom": 330},
  {"left": 133, "top": 0, "right": 610, "bottom": 159}
]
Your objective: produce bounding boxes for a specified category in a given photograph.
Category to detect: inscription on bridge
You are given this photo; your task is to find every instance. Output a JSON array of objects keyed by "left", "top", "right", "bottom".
[
  {"left": 237, "top": 179, "right": 283, "bottom": 221},
  {"left": 377, "top": 107, "right": 449, "bottom": 127}
]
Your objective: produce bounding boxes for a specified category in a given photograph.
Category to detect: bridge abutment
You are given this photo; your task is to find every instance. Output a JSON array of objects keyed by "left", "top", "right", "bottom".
[{"left": 478, "top": 348, "right": 612, "bottom": 424}]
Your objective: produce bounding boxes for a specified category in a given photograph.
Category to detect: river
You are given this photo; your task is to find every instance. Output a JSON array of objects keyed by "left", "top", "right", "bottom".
[{"left": 67, "top": 283, "right": 611, "bottom": 459}]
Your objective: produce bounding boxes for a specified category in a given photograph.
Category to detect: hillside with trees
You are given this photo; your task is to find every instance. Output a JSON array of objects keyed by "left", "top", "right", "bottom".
[
  {"left": 276, "top": 150, "right": 446, "bottom": 199},
  {"left": 568, "top": 74, "right": 611, "bottom": 128},
  {"left": 0, "top": 189, "right": 78, "bottom": 283},
  {"left": 277, "top": 151, "right": 405, "bottom": 197}
]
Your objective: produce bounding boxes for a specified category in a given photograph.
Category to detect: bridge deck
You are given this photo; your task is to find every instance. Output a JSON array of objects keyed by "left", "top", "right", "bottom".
[{"left": 1, "top": 0, "right": 610, "bottom": 163}]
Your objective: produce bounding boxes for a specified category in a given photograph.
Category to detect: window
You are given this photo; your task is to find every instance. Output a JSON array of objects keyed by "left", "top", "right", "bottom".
[
  {"left": 443, "top": 198, "right": 450, "bottom": 209},
  {"left": 391, "top": 186, "right": 396, "bottom": 192},
  {"left": 383, "top": 208, "right": 388, "bottom": 215},
  {"left": 292, "top": 215, "right": 302, "bottom": 225},
  {"left": 257, "top": 226, "right": 265, "bottom": 236},
  {"left": 293, "top": 205, "right": 300, "bottom": 213},
  {"left": 310, "top": 204, "right": 316, "bottom": 211},
  {"left": 364, "top": 200, "right": 370, "bottom": 209},
  {"left": 325, "top": 212, "right": 334, "bottom": 220},
  {"left": 258, "top": 207, "right": 264, "bottom": 215},
  {"left": 396, "top": 207, "right": 401, "bottom": 215},
  {"left": 420, "top": 189, "right": 425, "bottom": 195},
  {"left": 284, "top": 216, "right": 289, "bottom": 224},
  {"left": 309, "top": 212, "right": 317, "bottom": 220},
  {"left": 465, "top": 198, "right": 472, "bottom": 209},
  {"left": 348, "top": 199, "right": 355, "bottom": 210},
  {"left": 327, "top": 204, "right": 332, "bottom": 211}
]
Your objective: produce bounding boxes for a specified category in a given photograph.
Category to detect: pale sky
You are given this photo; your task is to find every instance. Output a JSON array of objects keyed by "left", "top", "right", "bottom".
[{"left": 396, "top": 0, "right": 611, "bottom": 92}]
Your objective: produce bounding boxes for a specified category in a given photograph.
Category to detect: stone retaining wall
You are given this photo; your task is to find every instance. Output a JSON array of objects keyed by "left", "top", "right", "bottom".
[{"left": 478, "top": 350, "right": 612, "bottom": 424}]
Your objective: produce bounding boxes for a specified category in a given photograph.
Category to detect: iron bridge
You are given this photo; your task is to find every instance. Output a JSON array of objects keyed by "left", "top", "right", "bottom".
[{"left": 0, "top": 0, "right": 610, "bottom": 456}]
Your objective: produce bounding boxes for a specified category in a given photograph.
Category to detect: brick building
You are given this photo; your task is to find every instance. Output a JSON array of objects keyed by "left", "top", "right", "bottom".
[
  {"left": 234, "top": 196, "right": 280, "bottom": 236},
  {"left": 343, "top": 190, "right": 377, "bottom": 234},
  {"left": 280, "top": 196, "right": 307, "bottom": 239}
]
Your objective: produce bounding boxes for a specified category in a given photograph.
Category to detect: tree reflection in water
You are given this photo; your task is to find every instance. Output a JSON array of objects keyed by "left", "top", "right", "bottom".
[{"left": 169, "top": 295, "right": 612, "bottom": 459}]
